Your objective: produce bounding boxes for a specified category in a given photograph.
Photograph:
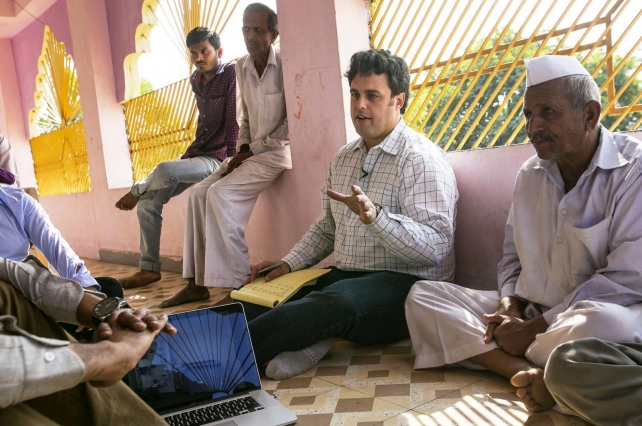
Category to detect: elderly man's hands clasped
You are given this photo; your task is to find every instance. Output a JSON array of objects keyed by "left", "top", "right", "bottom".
[{"left": 483, "top": 296, "right": 549, "bottom": 357}]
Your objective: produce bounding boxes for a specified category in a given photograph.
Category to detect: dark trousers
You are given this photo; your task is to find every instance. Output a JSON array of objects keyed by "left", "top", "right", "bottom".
[{"left": 243, "top": 267, "right": 418, "bottom": 365}]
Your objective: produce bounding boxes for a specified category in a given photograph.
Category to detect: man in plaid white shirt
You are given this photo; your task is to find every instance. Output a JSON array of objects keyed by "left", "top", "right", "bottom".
[{"left": 243, "top": 49, "right": 459, "bottom": 380}]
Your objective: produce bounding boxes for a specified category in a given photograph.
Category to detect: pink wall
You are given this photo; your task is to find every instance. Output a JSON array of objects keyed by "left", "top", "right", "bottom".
[
  {"left": 36, "top": 0, "right": 370, "bottom": 269},
  {"left": 0, "top": 38, "right": 35, "bottom": 186},
  {"left": 36, "top": 0, "right": 136, "bottom": 259},
  {"left": 11, "top": 0, "right": 640, "bottom": 290},
  {"left": 10, "top": 0, "right": 72, "bottom": 137},
  {"left": 104, "top": 0, "right": 143, "bottom": 102},
  {"left": 243, "top": 0, "right": 370, "bottom": 265},
  {"left": 447, "top": 143, "right": 533, "bottom": 290}
]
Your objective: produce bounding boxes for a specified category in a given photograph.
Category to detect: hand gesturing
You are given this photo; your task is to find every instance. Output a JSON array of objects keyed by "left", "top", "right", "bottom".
[{"left": 327, "top": 185, "right": 378, "bottom": 225}]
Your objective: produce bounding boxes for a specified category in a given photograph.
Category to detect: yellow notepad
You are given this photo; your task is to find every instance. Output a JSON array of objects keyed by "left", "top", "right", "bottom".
[{"left": 230, "top": 268, "right": 331, "bottom": 308}]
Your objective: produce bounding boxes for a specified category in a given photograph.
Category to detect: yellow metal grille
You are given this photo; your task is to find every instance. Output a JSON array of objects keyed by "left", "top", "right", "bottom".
[
  {"left": 28, "top": 25, "right": 90, "bottom": 195},
  {"left": 123, "top": 78, "right": 197, "bottom": 181},
  {"left": 370, "top": 0, "right": 642, "bottom": 151},
  {"left": 157, "top": 0, "right": 240, "bottom": 74},
  {"left": 28, "top": 25, "right": 83, "bottom": 137},
  {"left": 123, "top": 0, "right": 240, "bottom": 181},
  {"left": 30, "top": 121, "right": 91, "bottom": 195}
]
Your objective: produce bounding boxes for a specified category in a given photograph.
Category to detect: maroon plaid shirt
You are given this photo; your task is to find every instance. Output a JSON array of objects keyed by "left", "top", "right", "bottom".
[{"left": 182, "top": 62, "right": 238, "bottom": 161}]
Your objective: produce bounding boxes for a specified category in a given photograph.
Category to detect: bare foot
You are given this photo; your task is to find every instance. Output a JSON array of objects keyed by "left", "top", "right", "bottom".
[
  {"left": 115, "top": 192, "right": 140, "bottom": 211},
  {"left": 510, "top": 367, "right": 555, "bottom": 413},
  {"left": 119, "top": 270, "right": 161, "bottom": 289},
  {"left": 159, "top": 279, "right": 210, "bottom": 308}
]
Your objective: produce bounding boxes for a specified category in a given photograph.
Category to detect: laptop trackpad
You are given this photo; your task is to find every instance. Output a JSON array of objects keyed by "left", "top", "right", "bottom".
[{"left": 216, "top": 421, "right": 238, "bottom": 426}]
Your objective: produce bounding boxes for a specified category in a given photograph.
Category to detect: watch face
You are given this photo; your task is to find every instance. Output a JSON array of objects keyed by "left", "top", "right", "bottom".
[{"left": 95, "top": 298, "right": 120, "bottom": 317}]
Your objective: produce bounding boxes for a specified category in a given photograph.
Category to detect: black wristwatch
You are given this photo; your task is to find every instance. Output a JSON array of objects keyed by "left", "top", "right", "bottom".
[{"left": 91, "top": 297, "right": 130, "bottom": 327}]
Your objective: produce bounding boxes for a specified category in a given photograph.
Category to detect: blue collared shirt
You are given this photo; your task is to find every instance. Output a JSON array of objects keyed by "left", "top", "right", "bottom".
[{"left": 0, "top": 187, "right": 99, "bottom": 289}]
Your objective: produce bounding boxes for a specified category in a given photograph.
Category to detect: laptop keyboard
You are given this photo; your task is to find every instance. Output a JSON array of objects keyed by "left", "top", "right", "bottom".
[{"left": 164, "top": 395, "right": 264, "bottom": 426}]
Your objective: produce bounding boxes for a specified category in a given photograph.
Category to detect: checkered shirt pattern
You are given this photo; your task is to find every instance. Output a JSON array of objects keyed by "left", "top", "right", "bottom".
[
  {"left": 283, "top": 120, "right": 458, "bottom": 281},
  {"left": 182, "top": 62, "right": 239, "bottom": 161}
]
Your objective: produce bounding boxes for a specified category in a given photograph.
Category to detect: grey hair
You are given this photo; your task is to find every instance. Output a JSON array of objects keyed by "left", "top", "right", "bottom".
[
  {"left": 562, "top": 75, "right": 601, "bottom": 112},
  {"left": 244, "top": 3, "right": 278, "bottom": 32}
]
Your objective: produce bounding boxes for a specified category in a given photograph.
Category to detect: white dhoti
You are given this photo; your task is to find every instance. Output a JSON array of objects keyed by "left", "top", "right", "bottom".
[
  {"left": 405, "top": 280, "right": 642, "bottom": 370},
  {"left": 182, "top": 158, "right": 284, "bottom": 288}
]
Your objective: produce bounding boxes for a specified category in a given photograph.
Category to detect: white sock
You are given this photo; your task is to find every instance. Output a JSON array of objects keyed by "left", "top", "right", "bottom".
[{"left": 265, "top": 338, "right": 334, "bottom": 380}]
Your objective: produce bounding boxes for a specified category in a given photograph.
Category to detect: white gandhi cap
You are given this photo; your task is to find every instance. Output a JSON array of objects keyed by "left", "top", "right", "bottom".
[{"left": 524, "top": 55, "right": 592, "bottom": 87}]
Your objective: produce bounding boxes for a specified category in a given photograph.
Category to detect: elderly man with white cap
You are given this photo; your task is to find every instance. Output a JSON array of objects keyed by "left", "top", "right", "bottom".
[{"left": 404, "top": 54, "right": 642, "bottom": 415}]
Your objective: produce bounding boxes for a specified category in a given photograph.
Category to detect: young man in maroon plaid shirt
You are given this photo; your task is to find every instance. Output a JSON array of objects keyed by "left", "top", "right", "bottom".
[
  {"left": 115, "top": 27, "right": 238, "bottom": 289},
  {"left": 160, "top": 3, "right": 291, "bottom": 308}
]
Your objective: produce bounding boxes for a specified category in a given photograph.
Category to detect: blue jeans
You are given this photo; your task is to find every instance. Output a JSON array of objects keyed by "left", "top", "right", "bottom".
[
  {"left": 244, "top": 267, "right": 418, "bottom": 365},
  {"left": 134, "top": 156, "right": 220, "bottom": 272}
]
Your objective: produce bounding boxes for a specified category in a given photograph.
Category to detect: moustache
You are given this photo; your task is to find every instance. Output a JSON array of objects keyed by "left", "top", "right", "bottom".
[{"left": 529, "top": 133, "right": 554, "bottom": 144}]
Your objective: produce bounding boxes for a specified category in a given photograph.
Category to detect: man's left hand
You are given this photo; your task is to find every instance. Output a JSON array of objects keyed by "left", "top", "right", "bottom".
[
  {"left": 222, "top": 152, "right": 253, "bottom": 177},
  {"left": 327, "top": 185, "right": 378, "bottom": 225},
  {"left": 93, "top": 308, "right": 177, "bottom": 342},
  {"left": 485, "top": 314, "right": 548, "bottom": 357}
]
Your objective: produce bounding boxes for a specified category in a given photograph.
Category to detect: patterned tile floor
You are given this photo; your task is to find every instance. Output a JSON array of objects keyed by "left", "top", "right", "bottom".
[{"left": 85, "top": 259, "right": 588, "bottom": 426}]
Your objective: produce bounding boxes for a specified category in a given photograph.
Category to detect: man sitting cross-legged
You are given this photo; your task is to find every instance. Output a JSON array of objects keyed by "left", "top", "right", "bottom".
[
  {"left": 405, "top": 55, "right": 642, "bottom": 413},
  {"left": 242, "top": 49, "right": 458, "bottom": 380},
  {"left": 115, "top": 27, "right": 238, "bottom": 289}
]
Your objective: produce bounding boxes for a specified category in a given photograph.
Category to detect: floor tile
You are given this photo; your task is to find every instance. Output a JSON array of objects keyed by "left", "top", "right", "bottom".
[
  {"left": 78, "top": 259, "right": 588, "bottom": 426},
  {"left": 274, "top": 388, "right": 340, "bottom": 414}
]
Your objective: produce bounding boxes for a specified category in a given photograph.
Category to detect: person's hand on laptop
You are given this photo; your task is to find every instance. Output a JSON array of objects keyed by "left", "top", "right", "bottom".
[
  {"left": 244, "top": 261, "right": 291, "bottom": 285},
  {"left": 93, "top": 307, "right": 177, "bottom": 341},
  {"left": 70, "top": 312, "right": 176, "bottom": 387}
]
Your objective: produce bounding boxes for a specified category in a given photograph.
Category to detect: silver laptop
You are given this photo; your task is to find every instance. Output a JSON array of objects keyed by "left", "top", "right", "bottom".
[{"left": 124, "top": 303, "right": 297, "bottom": 426}]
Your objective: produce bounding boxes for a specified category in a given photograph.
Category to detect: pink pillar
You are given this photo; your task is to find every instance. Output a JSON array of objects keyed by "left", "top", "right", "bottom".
[
  {"left": 0, "top": 38, "right": 36, "bottom": 186},
  {"left": 65, "top": 0, "right": 132, "bottom": 189},
  {"left": 37, "top": 0, "right": 135, "bottom": 258},
  {"left": 244, "top": 0, "right": 370, "bottom": 264}
]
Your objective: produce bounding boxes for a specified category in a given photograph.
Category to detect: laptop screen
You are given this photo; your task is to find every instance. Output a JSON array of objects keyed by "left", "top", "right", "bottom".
[{"left": 124, "top": 303, "right": 262, "bottom": 413}]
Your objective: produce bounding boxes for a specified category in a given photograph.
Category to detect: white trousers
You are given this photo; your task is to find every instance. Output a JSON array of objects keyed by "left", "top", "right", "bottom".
[
  {"left": 405, "top": 280, "right": 642, "bottom": 369},
  {"left": 182, "top": 158, "right": 284, "bottom": 288}
]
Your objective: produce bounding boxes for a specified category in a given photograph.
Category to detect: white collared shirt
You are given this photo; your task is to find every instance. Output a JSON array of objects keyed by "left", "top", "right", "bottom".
[
  {"left": 236, "top": 45, "right": 291, "bottom": 170},
  {"left": 498, "top": 127, "right": 642, "bottom": 323},
  {"left": 283, "top": 120, "right": 458, "bottom": 281}
]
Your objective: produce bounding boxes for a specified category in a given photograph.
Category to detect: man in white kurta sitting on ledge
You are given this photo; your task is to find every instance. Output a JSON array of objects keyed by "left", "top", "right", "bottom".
[
  {"left": 405, "top": 55, "right": 642, "bottom": 414},
  {"left": 160, "top": 3, "right": 290, "bottom": 308}
]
